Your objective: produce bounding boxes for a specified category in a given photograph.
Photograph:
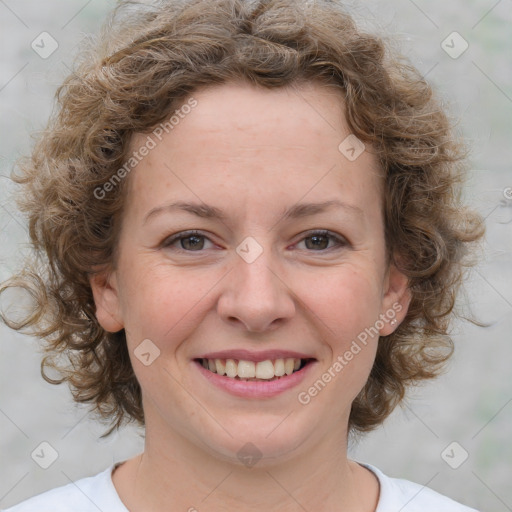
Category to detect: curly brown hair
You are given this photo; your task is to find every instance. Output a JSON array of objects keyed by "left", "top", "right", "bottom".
[{"left": 1, "top": 0, "right": 484, "bottom": 436}]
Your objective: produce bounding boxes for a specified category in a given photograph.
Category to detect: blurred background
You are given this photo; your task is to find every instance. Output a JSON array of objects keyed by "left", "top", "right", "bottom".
[{"left": 0, "top": 0, "right": 510, "bottom": 510}]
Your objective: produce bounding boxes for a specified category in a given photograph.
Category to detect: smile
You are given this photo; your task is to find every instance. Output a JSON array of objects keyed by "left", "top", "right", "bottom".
[
  {"left": 198, "top": 357, "right": 312, "bottom": 381},
  {"left": 193, "top": 353, "right": 317, "bottom": 398}
]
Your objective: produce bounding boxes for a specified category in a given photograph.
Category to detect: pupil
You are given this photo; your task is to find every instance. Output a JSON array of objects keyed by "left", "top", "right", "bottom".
[
  {"left": 307, "top": 235, "right": 328, "bottom": 250},
  {"left": 183, "top": 235, "right": 203, "bottom": 250}
]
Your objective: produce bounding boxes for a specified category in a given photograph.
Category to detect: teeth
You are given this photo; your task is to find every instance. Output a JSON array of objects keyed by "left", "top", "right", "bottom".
[
  {"left": 284, "top": 358, "right": 294, "bottom": 375},
  {"left": 274, "top": 358, "right": 285, "bottom": 376},
  {"left": 237, "top": 360, "right": 256, "bottom": 378},
  {"left": 201, "top": 357, "right": 305, "bottom": 380},
  {"left": 225, "top": 359, "right": 237, "bottom": 378},
  {"left": 215, "top": 358, "right": 226, "bottom": 376},
  {"left": 255, "top": 360, "right": 275, "bottom": 379}
]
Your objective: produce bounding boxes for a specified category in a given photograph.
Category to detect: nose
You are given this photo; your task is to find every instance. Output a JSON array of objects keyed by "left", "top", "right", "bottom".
[{"left": 216, "top": 245, "right": 296, "bottom": 333}]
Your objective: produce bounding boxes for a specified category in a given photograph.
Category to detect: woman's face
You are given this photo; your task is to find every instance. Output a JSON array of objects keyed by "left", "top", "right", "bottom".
[{"left": 91, "top": 81, "right": 410, "bottom": 464}]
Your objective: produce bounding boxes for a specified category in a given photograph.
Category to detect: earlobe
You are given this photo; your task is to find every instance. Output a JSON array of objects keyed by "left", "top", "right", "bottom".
[
  {"left": 88, "top": 269, "right": 124, "bottom": 332},
  {"left": 379, "top": 263, "right": 411, "bottom": 336}
]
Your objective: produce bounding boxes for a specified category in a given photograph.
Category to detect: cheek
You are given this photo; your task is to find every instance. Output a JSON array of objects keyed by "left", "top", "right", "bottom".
[
  {"left": 295, "top": 266, "right": 383, "bottom": 396},
  {"left": 297, "top": 266, "right": 384, "bottom": 340},
  {"left": 117, "top": 261, "right": 220, "bottom": 348}
]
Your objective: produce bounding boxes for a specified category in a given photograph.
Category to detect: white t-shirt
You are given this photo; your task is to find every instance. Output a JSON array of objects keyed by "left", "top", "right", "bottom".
[{"left": 2, "top": 462, "right": 479, "bottom": 512}]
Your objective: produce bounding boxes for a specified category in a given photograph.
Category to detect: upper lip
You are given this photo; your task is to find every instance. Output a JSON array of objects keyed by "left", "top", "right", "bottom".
[{"left": 196, "top": 349, "right": 316, "bottom": 363}]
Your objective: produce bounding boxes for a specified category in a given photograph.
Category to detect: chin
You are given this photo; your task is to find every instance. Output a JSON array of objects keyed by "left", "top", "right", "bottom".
[{"left": 194, "top": 412, "right": 321, "bottom": 468}]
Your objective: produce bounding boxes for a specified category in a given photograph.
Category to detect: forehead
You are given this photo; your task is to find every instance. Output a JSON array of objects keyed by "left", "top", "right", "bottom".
[
  {"left": 126, "top": 81, "right": 382, "bottom": 221},
  {"left": 170, "top": 81, "right": 350, "bottom": 154}
]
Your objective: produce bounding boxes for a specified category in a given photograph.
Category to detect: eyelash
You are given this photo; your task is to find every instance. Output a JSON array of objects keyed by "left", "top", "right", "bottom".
[{"left": 161, "top": 229, "right": 349, "bottom": 253}]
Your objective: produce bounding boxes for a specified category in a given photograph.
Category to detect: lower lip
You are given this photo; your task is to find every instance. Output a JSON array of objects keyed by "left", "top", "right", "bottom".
[{"left": 194, "top": 360, "right": 316, "bottom": 399}]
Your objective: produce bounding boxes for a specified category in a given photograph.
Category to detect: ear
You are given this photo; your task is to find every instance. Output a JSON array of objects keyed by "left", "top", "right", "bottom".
[
  {"left": 379, "top": 262, "right": 411, "bottom": 336},
  {"left": 89, "top": 269, "right": 124, "bottom": 332}
]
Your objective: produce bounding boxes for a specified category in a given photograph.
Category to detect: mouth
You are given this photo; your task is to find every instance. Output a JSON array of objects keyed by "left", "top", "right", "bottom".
[{"left": 194, "top": 357, "right": 315, "bottom": 382}]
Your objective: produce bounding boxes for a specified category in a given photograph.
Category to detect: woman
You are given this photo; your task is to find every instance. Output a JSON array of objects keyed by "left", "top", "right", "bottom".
[{"left": 1, "top": 0, "right": 484, "bottom": 510}]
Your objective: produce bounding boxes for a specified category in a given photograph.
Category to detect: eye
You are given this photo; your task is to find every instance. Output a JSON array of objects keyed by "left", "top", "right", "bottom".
[
  {"left": 161, "top": 230, "right": 214, "bottom": 251},
  {"left": 295, "top": 230, "right": 348, "bottom": 251},
  {"left": 160, "top": 229, "right": 348, "bottom": 253}
]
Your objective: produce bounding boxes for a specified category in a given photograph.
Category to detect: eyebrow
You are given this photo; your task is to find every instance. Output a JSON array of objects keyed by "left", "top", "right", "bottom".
[
  {"left": 143, "top": 199, "right": 363, "bottom": 225},
  {"left": 280, "top": 199, "right": 364, "bottom": 221}
]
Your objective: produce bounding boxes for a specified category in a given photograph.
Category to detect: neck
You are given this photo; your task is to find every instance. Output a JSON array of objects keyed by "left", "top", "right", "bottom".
[{"left": 113, "top": 415, "right": 379, "bottom": 511}]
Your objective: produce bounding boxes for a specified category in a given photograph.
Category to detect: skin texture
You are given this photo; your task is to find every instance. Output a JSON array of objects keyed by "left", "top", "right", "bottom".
[{"left": 90, "top": 81, "right": 411, "bottom": 511}]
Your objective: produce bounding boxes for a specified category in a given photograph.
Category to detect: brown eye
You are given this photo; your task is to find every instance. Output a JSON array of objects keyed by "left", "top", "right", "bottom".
[
  {"left": 162, "top": 231, "right": 213, "bottom": 251},
  {"left": 180, "top": 234, "right": 205, "bottom": 251},
  {"left": 297, "top": 230, "right": 348, "bottom": 251},
  {"left": 305, "top": 234, "right": 330, "bottom": 250}
]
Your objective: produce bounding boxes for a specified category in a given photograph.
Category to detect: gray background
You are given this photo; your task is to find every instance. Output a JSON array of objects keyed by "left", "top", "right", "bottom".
[{"left": 0, "top": 0, "right": 511, "bottom": 510}]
